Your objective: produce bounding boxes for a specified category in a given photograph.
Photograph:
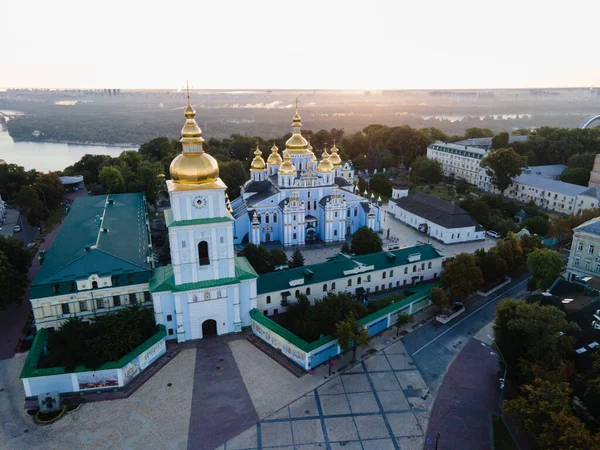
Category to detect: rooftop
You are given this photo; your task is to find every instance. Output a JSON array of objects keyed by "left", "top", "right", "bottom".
[
  {"left": 32, "top": 193, "right": 151, "bottom": 288},
  {"left": 512, "top": 172, "right": 586, "bottom": 197},
  {"left": 256, "top": 244, "right": 443, "bottom": 295},
  {"left": 428, "top": 140, "right": 488, "bottom": 157},
  {"left": 575, "top": 216, "right": 600, "bottom": 235},
  {"left": 454, "top": 135, "right": 529, "bottom": 150},
  {"left": 579, "top": 185, "right": 600, "bottom": 200},
  {"left": 391, "top": 192, "right": 479, "bottom": 229},
  {"left": 520, "top": 164, "right": 566, "bottom": 179}
]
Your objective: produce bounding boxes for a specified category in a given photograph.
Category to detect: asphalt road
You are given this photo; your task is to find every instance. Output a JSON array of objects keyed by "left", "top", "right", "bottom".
[{"left": 402, "top": 274, "right": 530, "bottom": 390}]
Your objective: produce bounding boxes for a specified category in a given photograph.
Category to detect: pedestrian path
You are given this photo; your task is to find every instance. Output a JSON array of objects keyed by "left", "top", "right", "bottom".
[{"left": 220, "top": 339, "right": 431, "bottom": 450}]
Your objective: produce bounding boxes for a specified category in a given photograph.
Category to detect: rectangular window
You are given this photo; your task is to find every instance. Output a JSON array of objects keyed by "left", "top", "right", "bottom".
[
  {"left": 69, "top": 282, "right": 76, "bottom": 292},
  {"left": 129, "top": 293, "right": 137, "bottom": 305},
  {"left": 96, "top": 298, "right": 104, "bottom": 309},
  {"left": 182, "top": 241, "right": 186, "bottom": 248},
  {"left": 168, "top": 329, "right": 174, "bottom": 336},
  {"left": 589, "top": 245, "right": 595, "bottom": 255},
  {"left": 586, "top": 260, "right": 591, "bottom": 270},
  {"left": 144, "top": 291, "right": 151, "bottom": 303},
  {"left": 574, "top": 258, "right": 580, "bottom": 267},
  {"left": 273, "top": 214, "right": 277, "bottom": 223},
  {"left": 265, "top": 215, "right": 269, "bottom": 224},
  {"left": 79, "top": 301, "right": 88, "bottom": 312},
  {"left": 263, "top": 310, "right": 268, "bottom": 316},
  {"left": 293, "top": 233, "right": 297, "bottom": 239},
  {"left": 53, "top": 284, "right": 60, "bottom": 294},
  {"left": 167, "top": 314, "right": 173, "bottom": 322},
  {"left": 113, "top": 295, "right": 121, "bottom": 306},
  {"left": 273, "top": 308, "right": 279, "bottom": 315},
  {"left": 577, "top": 242, "right": 583, "bottom": 252},
  {"left": 113, "top": 276, "right": 120, "bottom": 286},
  {"left": 220, "top": 236, "right": 224, "bottom": 244},
  {"left": 404, "top": 267, "right": 408, "bottom": 274},
  {"left": 61, "top": 303, "right": 70, "bottom": 315}
]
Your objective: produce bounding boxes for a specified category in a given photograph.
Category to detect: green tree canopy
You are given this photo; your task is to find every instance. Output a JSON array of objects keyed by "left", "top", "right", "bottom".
[
  {"left": 559, "top": 167, "right": 591, "bottom": 186},
  {"left": 99, "top": 166, "right": 126, "bottom": 194},
  {"left": 430, "top": 287, "right": 450, "bottom": 308},
  {"left": 269, "top": 248, "right": 288, "bottom": 267},
  {"left": 464, "top": 127, "right": 494, "bottom": 139},
  {"left": 334, "top": 314, "right": 371, "bottom": 362},
  {"left": 239, "top": 243, "right": 273, "bottom": 274},
  {"left": 523, "top": 216, "right": 549, "bottom": 236},
  {"left": 14, "top": 185, "right": 47, "bottom": 226},
  {"left": 526, "top": 248, "right": 563, "bottom": 291},
  {"left": 481, "top": 147, "right": 528, "bottom": 194},
  {"left": 290, "top": 247, "right": 305, "bottom": 268},
  {"left": 351, "top": 226, "right": 383, "bottom": 255},
  {"left": 0, "top": 250, "right": 27, "bottom": 309},
  {"left": 441, "top": 253, "right": 483, "bottom": 299},
  {"left": 411, "top": 156, "right": 443, "bottom": 184},
  {"left": 474, "top": 248, "right": 508, "bottom": 285},
  {"left": 368, "top": 173, "right": 392, "bottom": 198},
  {"left": 491, "top": 132, "right": 509, "bottom": 149}
]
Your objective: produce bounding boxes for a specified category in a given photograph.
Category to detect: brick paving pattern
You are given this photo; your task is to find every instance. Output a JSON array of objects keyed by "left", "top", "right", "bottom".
[{"left": 220, "top": 340, "right": 431, "bottom": 450}]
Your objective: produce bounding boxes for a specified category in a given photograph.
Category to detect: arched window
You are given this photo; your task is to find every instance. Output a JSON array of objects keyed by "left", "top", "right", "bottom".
[
  {"left": 348, "top": 279, "right": 352, "bottom": 287},
  {"left": 198, "top": 241, "right": 210, "bottom": 266},
  {"left": 266, "top": 213, "right": 270, "bottom": 223},
  {"left": 295, "top": 289, "right": 300, "bottom": 297},
  {"left": 413, "top": 265, "right": 417, "bottom": 272},
  {"left": 266, "top": 296, "right": 271, "bottom": 304},
  {"left": 331, "top": 282, "right": 336, "bottom": 290},
  {"left": 367, "top": 275, "right": 371, "bottom": 282},
  {"left": 334, "top": 229, "right": 338, "bottom": 236},
  {"left": 273, "top": 213, "right": 277, "bottom": 223},
  {"left": 421, "top": 263, "right": 425, "bottom": 270},
  {"left": 357, "top": 277, "right": 362, "bottom": 285},
  {"left": 390, "top": 270, "right": 394, "bottom": 277},
  {"left": 382, "top": 272, "right": 387, "bottom": 279},
  {"left": 306, "top": 287, "right": 311, "bottom": 295},
  {"left": 92, "top": 281, "right": 98, "bottom": 289},
  {"left": 323, "top": 284, "right": 328, "bottom": 292},
  {"left": 428, "top": 262, "right": 432, "bottom": 269}
]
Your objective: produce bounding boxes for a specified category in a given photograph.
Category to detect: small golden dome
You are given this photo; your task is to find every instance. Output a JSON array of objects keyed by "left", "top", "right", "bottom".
[
  {"left": 250, "top": 145, "right": 266, "bottom": 171},
  {"left": 310, "top": 151, "right": 317, "bottom": 163},
  {"left": 329, "top": 144, "right": 342, "bottom": 167},
  {"left": 279, "top": 154, "right": 297, "bottom": 175},
  {"left": 170, "top": 97, "right": 219, "bottom": 184},
  {"left": 317, "top": 154, "right": 334, "bottom": 173},
  {"left": 267, "top": 143, "right": 283, "bottom": 165}
]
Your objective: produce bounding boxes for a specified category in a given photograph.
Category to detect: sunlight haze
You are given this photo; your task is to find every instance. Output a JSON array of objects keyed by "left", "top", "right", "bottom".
[{"left": 2, "top": 0, "right": 599, "bottom": 89}]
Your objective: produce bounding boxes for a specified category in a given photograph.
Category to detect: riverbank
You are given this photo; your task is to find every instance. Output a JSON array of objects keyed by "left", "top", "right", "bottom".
[{"left": 10, "top": 137, "right": 138, "bottom": 148}]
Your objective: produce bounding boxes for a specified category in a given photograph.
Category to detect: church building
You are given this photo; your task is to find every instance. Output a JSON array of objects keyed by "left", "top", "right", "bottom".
[
  {"left": 229, "top": 106, "right": 382, "bottom": 246},
  {"left": 149, "top": 99, "right": 259, "bottom": 342}
]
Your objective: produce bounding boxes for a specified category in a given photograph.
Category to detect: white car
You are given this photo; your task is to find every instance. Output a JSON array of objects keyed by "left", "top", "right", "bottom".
[
  {"left": 486, "top": 230, "right": 501, "bottom": 239},
  {"left": 14, "top": 225, "right": 21, "bottom": 232}
]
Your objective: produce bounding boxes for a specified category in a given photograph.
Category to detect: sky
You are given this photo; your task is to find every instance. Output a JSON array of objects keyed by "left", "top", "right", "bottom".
[{"left": 2, "top": 0, "right": 599, "bottom": 90}]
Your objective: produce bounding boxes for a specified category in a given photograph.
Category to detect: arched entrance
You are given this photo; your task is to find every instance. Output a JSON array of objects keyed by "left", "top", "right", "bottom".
[
  {"left": 346, "top": 226, "right": 351, "bottom": 236},
  {"left": 202, "top": 319, "right": 217, "bottom": 337},
  {"left": 265, "top": 232, "right": 271, "bottom": 243}
]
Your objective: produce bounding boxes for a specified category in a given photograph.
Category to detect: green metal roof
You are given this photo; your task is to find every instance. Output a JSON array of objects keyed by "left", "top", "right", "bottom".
[
  {"left": 164, "top": 208, "right": 234, "bottom": 228},
  {"left": 257, "top": 244, "right": 443, "bottom": 295},
  {"left": 149, "top": 257, "right": 257, "bottom": 293},
  {"left": 31, "top": 193, "right": 151, "bottom": 295}
]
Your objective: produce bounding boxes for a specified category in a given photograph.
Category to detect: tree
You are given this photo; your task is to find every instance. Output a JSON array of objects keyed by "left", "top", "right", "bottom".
[
  {"left": 220, "top": 160, "right": 249, "bottom": 200},
  {"left": 14, "top": 185, "right": 47, "bottom": 226},
  {"left": 158, "top": 239, "right": 171, "bottom": 266},
  {"left": 0, "top": 236, "right": 33, "bottom": 275},
  {"left": 491, "top": 132, "right": 510, "bottom": 150},
  {"left": 475, "top": 248, "right": 508, "bottom": 284},
  {"left": 494, "top": 299, "right": 577, "bottom": 383},
  {"left": 411, "top": 157, "right": 443, "bottom": 184},
  {"left": 464, "top": 127, "right": 493, "bottom": 139},
  {"left": 240, "top": 244, "right": 273, "bottom": 274},
  {"left": 351, "top": 226, "right": 383, "bottom": 256},
  {"left": 512, "top": 128, "right": 533, "bottom": 136},
  {"left": 481, "top": 148, "right": 528, "bottom": 194},
  {"left": 520, "top": 234, "right": 545, "bottom": 256},
  {"left": 526, "top": 248, "right": 563, "bottom": 291},
  {"left": 269, "top": 248, "right": 288, "bottom": 267},
  {"left": 357, "top": 177, "right": 368, "bottom": 192},
  {"left": 289, "top": 247, "right": 305, "bottom": 268},
  {"left": 334, "top": 314, "right": 371, "bottom": 362},
  {"left": 494, "top": 234, "right": 525, "bottom": 272},
  {"left": 340, "top": 241, "right": 351, "bottom": 253},
  {"left": 559, "top": 167, "right": 590, "bottom": 186},
  {"left": 395, "top": 313, "right": 414, "bottom": 337},
  {"left": 368, "top": 173, "right": 392, "bottom": 198},
  {"left": 35, "top": 172, "right": 64, "bottom": 210},
  {"left": 523, "top": 216, "right": 549, "bottom": 236},
  {"left": 441, "top": 253, "right": 483, "bottom": 300},
  {"left": 136, "top": 161, "right": 164, "bottom": 204},
  {"left": 430, "top": 287, "right": 450, "bottom": 308},
  {"left": 99, "top": 166, "right": 125, "bottom": 194},
  {"left": 0, "top": 251, "right": 26, "bottom": 309}
]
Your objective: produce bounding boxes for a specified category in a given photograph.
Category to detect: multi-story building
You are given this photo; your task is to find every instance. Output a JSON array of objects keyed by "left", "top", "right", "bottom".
[
  {"left": 229, "top": 108, "right": 381, "bottom": 247},
  {"left": 566, "top": 217, "right": 600, "bottom": 282},
  {"left": 426, "top": 141, "right": 487, "bottom": 185},
  {"left": 30, "top": 193, "right": 153, "bottom": 330},
  {"left": 256, "top": 243, "right": 444, "bottom": 316}
]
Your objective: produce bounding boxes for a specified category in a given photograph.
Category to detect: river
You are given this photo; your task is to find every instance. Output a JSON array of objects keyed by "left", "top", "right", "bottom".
[{"left": 0, "top": 127, "right": 134, "bottom": 172}]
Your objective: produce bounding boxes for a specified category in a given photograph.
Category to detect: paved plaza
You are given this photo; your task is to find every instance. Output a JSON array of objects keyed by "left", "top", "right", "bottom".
[{"left": 222, "top": 340, "right": 432, "bottom": 450}]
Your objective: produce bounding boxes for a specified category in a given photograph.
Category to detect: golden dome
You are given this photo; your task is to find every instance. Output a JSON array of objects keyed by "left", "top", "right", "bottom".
[
  {"left": 329, "top": 144, "right": 342, "bottom": 167},
  {"left": 170, "top": 97, "right": 219, "bottom": 184},
  {"left": 310, "top": 151, "right": 317, "bottom": 163},
  {"left": 250, "top": 144, "right": 266, "bottom": 171},
  {"left": 279, "top": 154, "right": 297, "bottom": 175},
  {"left": 267, "top": 143, "right": 283, "bottom": 165},
  {"left": 285, "top": 107, "right": 309, "bottom": 155},
  {"left": 317, "top": 154, "right": 334, "bottom": 173},
  {"left": 307, "top": 138, "right": 313, "bottom": 152}
]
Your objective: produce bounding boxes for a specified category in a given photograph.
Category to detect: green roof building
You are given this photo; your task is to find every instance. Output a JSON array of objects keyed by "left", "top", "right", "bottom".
[{"left": 30, "top": 193, "right": 153, "bottom": 330}]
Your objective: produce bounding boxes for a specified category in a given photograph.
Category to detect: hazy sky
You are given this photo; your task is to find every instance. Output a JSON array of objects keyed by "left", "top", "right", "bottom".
[{"left": 3, "top": 0, "right": 599, "bottom": 90}]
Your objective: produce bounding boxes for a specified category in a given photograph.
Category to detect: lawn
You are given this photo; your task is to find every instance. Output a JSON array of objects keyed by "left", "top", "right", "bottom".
[{"left": 492, "top": 417, "right": 518, "bottom": 450}]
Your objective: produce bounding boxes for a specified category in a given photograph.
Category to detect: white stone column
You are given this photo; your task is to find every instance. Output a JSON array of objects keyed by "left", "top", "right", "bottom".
[{"left": 233, "top": 287, "right": 242, "bottom": 332}]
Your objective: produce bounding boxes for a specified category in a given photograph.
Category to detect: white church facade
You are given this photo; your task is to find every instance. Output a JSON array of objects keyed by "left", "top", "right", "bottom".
[{"left": 229, "top": 107, "right": 382, "bottom": 246}]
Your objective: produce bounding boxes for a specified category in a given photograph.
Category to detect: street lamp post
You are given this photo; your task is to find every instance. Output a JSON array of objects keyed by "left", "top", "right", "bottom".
[{"left": 32, "top": 184, "right": 50, "bottom": 214}]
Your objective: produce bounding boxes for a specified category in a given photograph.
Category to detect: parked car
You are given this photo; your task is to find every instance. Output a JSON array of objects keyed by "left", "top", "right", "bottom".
[
  {"left": 486, "top": 230, "right": 501, "bottom": 239},
  {"left": 14, "top": 225, "right": 21, "bottom": 232}
]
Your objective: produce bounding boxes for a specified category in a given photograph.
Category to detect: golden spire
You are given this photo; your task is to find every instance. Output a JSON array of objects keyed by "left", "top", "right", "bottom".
[
  {"left": 285, "top": 97, "right": 309, "bottom": 154},
  {"left": 250, "top": 143, "right": 266, "bottom": 171},
  {"left": 279, "top": 153, "right": 297, "bottom": 175},
  {"left": 267, "top": 141, "right": 283, "bottom": 165},
  {"left": 329, "top": 140, "right": 342, "bottom": 167},
  {"left": 169, "top": 93, "right": 220, "bottom": 186}
]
